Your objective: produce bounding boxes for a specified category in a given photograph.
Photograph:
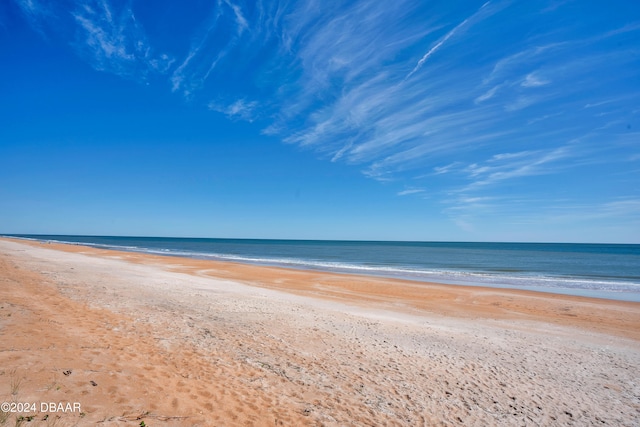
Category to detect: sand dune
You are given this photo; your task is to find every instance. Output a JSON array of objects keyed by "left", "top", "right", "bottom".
[{"left": 1, "top": 238, "right": 638, "bottom": 426}]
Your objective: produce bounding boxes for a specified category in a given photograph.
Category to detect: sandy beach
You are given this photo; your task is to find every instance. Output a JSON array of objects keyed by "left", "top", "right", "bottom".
[{"left": 1, "top": 237, "right": 639, "bottom": 426}]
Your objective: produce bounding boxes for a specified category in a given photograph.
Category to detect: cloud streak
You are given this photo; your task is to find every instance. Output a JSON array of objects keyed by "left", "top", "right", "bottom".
[
  {"left": 406, "top": 1, "right": 493, "bottom": 80},
  {"left": 13, "top": 0, "right": 174, "bottom": 79},
  {"left": 14, "top": 0, "right": 640, "bottom": 233},
  {"left": 462, "top": 146, "right": 572, "bottom": 189},
  {"left": 397, "top": 188, "right": 425, "bottom": 196},
  {"left": 209, "top": 98, "right": 258, "bottom": 122}
]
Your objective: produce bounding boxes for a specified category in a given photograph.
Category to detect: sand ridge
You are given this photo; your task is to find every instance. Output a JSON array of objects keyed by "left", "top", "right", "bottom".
[{"left": 1, "top": 238, "right": 639, "bottom": 426}]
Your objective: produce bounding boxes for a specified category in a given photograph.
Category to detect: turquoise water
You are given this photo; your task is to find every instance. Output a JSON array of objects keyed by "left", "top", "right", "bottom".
[{"left": 7, "top": 235, "right": 640, "bottom": 302}]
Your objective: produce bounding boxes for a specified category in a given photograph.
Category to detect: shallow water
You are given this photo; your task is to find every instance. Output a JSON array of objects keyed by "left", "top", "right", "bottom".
[{"left": 8, "top": 235, "right": 640, "bottom": 302}]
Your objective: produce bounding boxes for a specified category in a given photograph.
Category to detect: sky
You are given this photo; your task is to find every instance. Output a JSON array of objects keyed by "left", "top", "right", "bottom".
[{"left": 0, "top": 0, "right": 639, "bottom": 243}]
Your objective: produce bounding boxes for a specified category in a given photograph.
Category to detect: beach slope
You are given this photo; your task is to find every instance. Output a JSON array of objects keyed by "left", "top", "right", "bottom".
[{"left": 1, "top": 238, "right": 638, "bottom": 426}]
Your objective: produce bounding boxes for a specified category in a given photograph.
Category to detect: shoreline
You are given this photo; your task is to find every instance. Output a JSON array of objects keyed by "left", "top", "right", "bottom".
[
  {"left": 1, "top": 237, "right": 639, "bottom": 426},
  {"left": 3, "top": 236, "right": 640, "bottom": 340},
  {"left": 6, "top": 235, "right": 639, "bottom": 303}
]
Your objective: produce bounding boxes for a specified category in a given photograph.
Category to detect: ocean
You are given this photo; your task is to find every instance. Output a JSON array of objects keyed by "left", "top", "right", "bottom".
[{"left": 7, "top": 235, "right": 640, "bottom": 302}]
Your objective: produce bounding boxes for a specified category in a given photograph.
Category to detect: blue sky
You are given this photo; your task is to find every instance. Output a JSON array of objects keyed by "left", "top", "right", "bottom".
[{"left": 1, "top": 0, "right": 638, "bottom": 243}]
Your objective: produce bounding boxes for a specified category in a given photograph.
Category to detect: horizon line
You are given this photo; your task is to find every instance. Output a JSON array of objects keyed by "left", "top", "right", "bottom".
[{"left": 2, "top": 233, "right": 638, "bottom": 246}]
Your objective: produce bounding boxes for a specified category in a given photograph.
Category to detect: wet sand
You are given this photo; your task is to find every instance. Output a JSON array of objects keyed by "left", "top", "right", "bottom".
[{"left": 1, "top": 237, "right": 639, "bottom": 426}]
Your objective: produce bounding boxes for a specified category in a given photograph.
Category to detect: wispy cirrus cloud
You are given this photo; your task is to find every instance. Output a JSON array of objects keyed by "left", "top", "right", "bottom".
[
  {"left": 433, "top": 162, "right": 463, "bottom": 175},
  {"left": 13, "top": 0, "right": 173, "bottom": 79},
  {"left": 209, "top": 98, "right": 258, "bottom": 122},
  {"left": 397, "top": 188, "right": 425, "bottom": 196},
  {"left": 13, "top": 0, "right": 52, "bottom": 31},
  {"left": 17, "top": 0, "right": 636, "bottom": 179},
  {"left": 405, "top": 1, "right": 495, "bottom": 80},
  {"left": 15, "top": 0, "right": 50, "bottom": 19},
  {"left": 223, "top": 0, "right": 248, "bottom": 36},
  {"left": 475, "top": 84, "right": 502, "bottom": 104},
  {"left": 13, "top": 0, "right": 640, "bottom": 235},
  {"left": 432, "top": 146, "right": 577, "bottom": 227},
  {"left": 521, "top": 72, "right": 550, "bottom": 87},
  {"left": 432, "top": 146, "right": 574, "bottom": 197},
  {"left": 462, "top": 146, "right": 572, "bottom": 189},
  {"left": 269, "top": 0, "right": 513, "bottom": 175},
  {"left": 169, "top": 0, "right": 274, "bottom": 98},
  {"left": 72, "top": 0, "right": 174, "bottom": 77}
]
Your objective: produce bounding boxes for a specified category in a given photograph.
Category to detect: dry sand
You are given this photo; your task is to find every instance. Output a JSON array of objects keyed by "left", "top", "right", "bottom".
[{"left": 0, "top": 237, "right": 638, "bottom": 426}]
